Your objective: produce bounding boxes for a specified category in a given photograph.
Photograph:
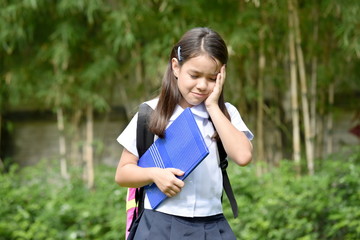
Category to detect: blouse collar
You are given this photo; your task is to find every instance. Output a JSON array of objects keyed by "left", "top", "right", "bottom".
[
  {"left": 170, "top": 103, "right": 209, "bottom": 121},
  {"left": 190, "top": 103, "right": 209, "bottom": 119}
]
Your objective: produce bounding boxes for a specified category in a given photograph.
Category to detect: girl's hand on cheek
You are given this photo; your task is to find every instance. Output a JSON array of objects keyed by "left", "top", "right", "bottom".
[
  {"left": 205, "top": 65, "right": 226, "bottom": 109},
  {"left": 151, "top": 168, "right": 185, "bottom": 197}
]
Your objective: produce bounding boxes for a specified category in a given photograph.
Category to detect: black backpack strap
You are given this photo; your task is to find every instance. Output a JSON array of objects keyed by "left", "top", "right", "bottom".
[
  {"left": 217, "top": 138, "right": 239, "bottom": 218},
  {"left": 131, "top": 103, "right": 154, "bottom": 223},
  {"left": 136, "top": 103, "right": 155, "bottom": 157}
]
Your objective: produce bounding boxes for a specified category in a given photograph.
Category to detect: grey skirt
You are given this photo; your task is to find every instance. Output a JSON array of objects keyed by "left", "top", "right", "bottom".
[{"left": 133, "top": 209, "right": 236, "bottom": 240}]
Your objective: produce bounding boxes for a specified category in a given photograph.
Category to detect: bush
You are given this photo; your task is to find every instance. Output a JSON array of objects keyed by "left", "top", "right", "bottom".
[
  {"left": 0, "top": 163, "right": 127, "bottom": 240},
  {"left": 0, "top": 146, "right": 359, "bottom": 239},
  {"left": 226, "top": 146, "right": 360, "bottom": 240}
]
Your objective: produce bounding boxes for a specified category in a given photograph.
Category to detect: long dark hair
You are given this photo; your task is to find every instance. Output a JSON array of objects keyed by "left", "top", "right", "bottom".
[{"left": 149, "top": 27, "right": 230, "bottom": 138}]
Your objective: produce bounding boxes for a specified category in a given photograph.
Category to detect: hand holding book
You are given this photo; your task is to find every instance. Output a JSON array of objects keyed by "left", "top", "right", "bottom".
[{"left": 150, "top": 167, "right": 185, "bottom": 198}]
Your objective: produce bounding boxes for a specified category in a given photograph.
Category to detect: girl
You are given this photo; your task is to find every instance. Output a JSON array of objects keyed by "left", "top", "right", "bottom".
[{"left": 115, "top": 27, "right": 253, "bottom": 240}]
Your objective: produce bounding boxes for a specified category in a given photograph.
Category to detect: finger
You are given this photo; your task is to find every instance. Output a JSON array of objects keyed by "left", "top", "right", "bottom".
[
  {"left": 216, "top": 72, "right": 223, "bottom": 92},
  {"left": 165, "top": 189, "right": 177, "bottom": 197},
  {"left": 218, "top": 65, "right": 226, "bottom": 84},
  {"left": 165, "top": 186, "right": 181, "bottom": 197},
  {"left": 169, "top": 175, "right": 185, "bottom": 188},
  {"left": 216, "top": 65, "right": 225, "bottom": 86},
  {"left": 221, "top": 65, "right": 226, "bottom": 81},
  {"left": 174, "top": 178, "right": 185, "bottom": 188},
  {"left": 166, "top": 168, "right": 185, "bottom": 188},
  {"left": 168, "top": 168, "right": 184, "bottom": 177},
  {"left": 158, "top": 180, "right": 183, "bottom": 196},
  {"left": 216, "top": 70, "right": 222, "bottom": 83}
]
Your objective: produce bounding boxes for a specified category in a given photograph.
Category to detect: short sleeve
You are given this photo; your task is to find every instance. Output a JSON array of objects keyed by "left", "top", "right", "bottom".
[
  {"left": 225, "top": 103, "right": 254, "bottom": 140},
  {"left": 116, "top": 112, "right": 139, "bottom": 157}
]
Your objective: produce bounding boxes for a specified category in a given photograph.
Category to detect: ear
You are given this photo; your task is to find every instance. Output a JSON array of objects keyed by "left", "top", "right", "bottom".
[{"left": 171, "top": 58, "right": 180, "bottom": 78}]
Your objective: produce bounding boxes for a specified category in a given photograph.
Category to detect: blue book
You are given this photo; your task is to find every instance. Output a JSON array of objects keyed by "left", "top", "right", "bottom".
[{"left": 138, "top": 107, "right": 209, "bottom": 209}]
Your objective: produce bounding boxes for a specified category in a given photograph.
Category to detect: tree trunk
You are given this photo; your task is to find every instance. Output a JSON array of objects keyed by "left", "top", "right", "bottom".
[
  {"left": 84, "top": 105, "right": 94, "bottom": 189},
  {"left": 293, "top": 0, "right": 314, "bottom": 175},
  {"left": 288, "top": 0, "right": 301, "bottom": 175},
  {"left": 317, "top": 116, "right": 324, "bottom": 160},
  {"left": 310, "top": 18, "right": 318, "bottom": 161},
  {"left": 310, "top": 56, "right": 317, "bottom": 158},
  {"left": 326, "top": 83, "right": 335, "bottom": 155},
  {"left": 256, "top": 27, "right": 266, "bottom": 175},
  {"left": 269, "top": 42, "right": 283, "bottom": 167},
  {"left": 317, "top": 92, "right": 325, "bottom": 160},
  {"left": 274, "top": 106, "right": 283, "bottom": 166},
  {"left": 70, "top": 109, "right": 82, "bottom": 166},
  {"left": 57, "top": 107, "right": 69, "bottom": 180}
]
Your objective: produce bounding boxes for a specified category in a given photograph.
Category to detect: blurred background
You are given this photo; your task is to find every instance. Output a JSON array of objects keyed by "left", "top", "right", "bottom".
[{"left": 1, "top": 0, "right": 359, "bottom": 239}]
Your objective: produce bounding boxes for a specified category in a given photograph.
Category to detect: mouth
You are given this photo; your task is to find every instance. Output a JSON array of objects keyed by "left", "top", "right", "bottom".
[{"left": 191, "top": 92, "right": 208, "bottom": 98}]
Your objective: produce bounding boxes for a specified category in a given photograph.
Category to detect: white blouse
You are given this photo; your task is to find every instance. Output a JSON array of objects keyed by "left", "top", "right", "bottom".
[{"left": 117, "top": 98, "right": 253, "bottom": 217}]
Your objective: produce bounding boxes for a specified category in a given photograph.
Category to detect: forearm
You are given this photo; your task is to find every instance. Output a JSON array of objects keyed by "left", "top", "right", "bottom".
[
  {"left": 207, "top": 105, "right": 253, "bottom": 166},
  {"left": 115, "top": 149, "right": 185, "bottom": 197},
  {"left": 115, "top": 163, "right": 156, "bottom": 188},
  {"left": 115, "top": 149, "right": 155, "bottom": 187}
]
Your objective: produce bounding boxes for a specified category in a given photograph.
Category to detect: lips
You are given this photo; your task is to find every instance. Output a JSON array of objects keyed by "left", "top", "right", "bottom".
[{"left": 191, "top": 92, "right": 208, "bottom": 98}]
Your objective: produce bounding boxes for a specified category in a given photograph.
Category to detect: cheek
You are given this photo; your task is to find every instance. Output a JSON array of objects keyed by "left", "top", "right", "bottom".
[
  {"left": 177, "top": 76, "right": 192, "bottom": 88},
  {"left": 209, "top": 81, "right": 216, "bottom": 90},
  {"left": 176, "top": 78, "right": 187, "bottom": 94}
]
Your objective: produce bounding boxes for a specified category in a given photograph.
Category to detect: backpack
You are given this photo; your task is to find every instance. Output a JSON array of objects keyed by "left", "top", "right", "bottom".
[{"left": 125, "top": 103, "right": 238, "bottom": 239}]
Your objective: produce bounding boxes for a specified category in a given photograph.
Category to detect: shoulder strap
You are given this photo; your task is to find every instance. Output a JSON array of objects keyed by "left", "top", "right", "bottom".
[
  {"left": 217, "top": 140, "right": 239, "bottom": 218},
  {"left": 137, "top": 103, "right": 155, "bottom": 157},
  {"left": 134, "top": 103, "right": 154, "bottom": 218}
]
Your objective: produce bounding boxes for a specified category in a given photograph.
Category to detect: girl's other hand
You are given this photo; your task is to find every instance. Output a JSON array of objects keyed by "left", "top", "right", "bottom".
[
  {"left": 205, "top": 65, "right": 226, "bottom": 109},
  {"left": 151, "top": 168, "right": 185, "bottom": 197}
]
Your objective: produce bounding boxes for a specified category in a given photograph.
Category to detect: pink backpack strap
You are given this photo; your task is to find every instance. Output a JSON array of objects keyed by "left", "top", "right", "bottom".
[{"left": 125, "top": 188, "right": 138, "bottom": 239}]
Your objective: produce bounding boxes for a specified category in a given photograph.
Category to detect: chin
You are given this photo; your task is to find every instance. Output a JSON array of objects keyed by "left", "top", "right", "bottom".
[
  {"left": 189, "top": 102, "right": 203, "bottom": 107},
  {"left": 181, "top": 98, "right": 204, "bottom": 108}
]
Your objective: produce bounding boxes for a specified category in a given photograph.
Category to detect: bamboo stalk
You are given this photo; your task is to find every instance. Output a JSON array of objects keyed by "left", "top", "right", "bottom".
[
  {"left": 57, "top": 107, "right": 69, "bottom": 180},
  {"left": 288, "top": 0, "right": 301, "bottom": 175},
  {"left": 326, "top": 83, "right": 334, "bottom": 155},
  {"left": 310, "top": 19, "right": 318, "bottom": 159},
  {"left": 70, "top": 109, "right": 82, "bottom": 166},
  {"left": 293, "top": 0, "right": 314, "bottom": 175},
  {"left": 85, "top": 105, "right": 94, "bottom": 189},
  {"left": 256, "top": 27, "right": 266, "bottom": 175}
]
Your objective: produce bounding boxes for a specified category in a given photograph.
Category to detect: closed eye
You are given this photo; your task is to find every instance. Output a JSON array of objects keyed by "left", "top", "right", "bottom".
[{"left": 208, "top": 75, "right": 217, "bottom": 81}]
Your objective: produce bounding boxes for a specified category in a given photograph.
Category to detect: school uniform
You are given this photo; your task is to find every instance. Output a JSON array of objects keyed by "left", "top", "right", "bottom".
[{"left": 117, "top": 98, "right": 253, "bottom": 240}]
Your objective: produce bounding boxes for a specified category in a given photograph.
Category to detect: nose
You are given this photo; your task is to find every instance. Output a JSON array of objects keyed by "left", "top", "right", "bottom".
[{"left": 196, "top": 78, "right": 207, "bottom": 91}]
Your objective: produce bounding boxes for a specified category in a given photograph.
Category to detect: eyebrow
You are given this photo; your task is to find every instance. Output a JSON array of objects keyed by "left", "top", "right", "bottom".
[{"left": 188, "top": 69, "right": 218, "bottom": 76}]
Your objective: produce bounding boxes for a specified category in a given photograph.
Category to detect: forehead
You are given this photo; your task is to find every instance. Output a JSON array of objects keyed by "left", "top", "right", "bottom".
[{"left": 181, "top": 55, "right": 221, "bottom": 75}]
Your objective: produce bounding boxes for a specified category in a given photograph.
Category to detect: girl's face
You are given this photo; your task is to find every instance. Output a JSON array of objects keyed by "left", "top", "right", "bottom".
[{"left": 172, "top": 54, "right": 221, "bottom": 108}]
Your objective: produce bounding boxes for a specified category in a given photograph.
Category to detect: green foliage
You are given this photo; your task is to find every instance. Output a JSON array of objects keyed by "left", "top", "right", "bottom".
[
  {"left": 1, "top": 1, "right": 359, "bottom": 156},
  {"left": 2, "top": 0, "right": 358, "bottom": 112},
  {"left": 1, "top": 147, "right": 359, "bottom": 239},
  {"left": 0, "top": 163, "right": 127, "bottom": 240},
  {"left": 224, "top": 147, "right": 360, "bottom": 240}
]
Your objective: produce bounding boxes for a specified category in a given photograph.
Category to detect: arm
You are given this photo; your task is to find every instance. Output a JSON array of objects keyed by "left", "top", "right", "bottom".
[
  {"left": 115, "top": 148, "right": 185, "bottom": 197},
  {"left": 205, "top": 66, "right": 253, "bottom": 166},
  {"left": 207, "top": 106, "right": 253, "bottom": 166}
]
